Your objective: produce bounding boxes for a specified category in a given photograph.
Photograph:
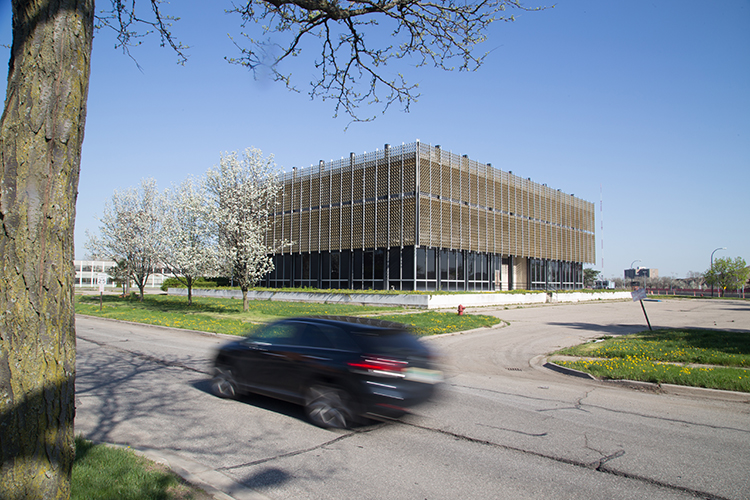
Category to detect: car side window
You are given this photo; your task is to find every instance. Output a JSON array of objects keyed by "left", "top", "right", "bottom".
[
  {"left": 297, "top": 324, "right": 358, "bottom": 351},
  {"left": 250, "top": 323, "right": 300, "bottom": 346},
  {"left": 299, "top": 325, "right": 335, "bottom": 349},
  {"left": 323, "top": 325, "right": 359, "bottom": 351}
]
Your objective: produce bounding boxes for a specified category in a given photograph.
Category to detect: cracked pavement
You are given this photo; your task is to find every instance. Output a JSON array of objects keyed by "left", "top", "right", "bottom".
[{"left": 75, "top": 299, "right": 750, "bottom": 499}]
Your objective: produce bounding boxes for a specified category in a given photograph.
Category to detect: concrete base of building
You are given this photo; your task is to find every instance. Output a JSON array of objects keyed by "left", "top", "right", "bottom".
[{"left": 168, "top": 288, "right": 632, "bottom": 309}]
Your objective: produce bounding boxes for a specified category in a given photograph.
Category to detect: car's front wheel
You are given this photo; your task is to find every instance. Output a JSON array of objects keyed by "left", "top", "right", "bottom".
[
  {"left": 211, "top": 366, "right": 238, "bottom": 399},
  {"left": 305, "top": 385, "right": 352, "bottom": 429}
]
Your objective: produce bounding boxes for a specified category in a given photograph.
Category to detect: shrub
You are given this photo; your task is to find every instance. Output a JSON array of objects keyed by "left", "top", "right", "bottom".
[{"left": 160, "top": 277, "right": 229, "bottom": 291}]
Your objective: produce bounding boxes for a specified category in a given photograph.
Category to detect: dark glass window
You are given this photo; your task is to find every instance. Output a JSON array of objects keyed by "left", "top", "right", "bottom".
[
  {"left": 440, "top": 249, "right": 448, "bottom": 282},
  {"left": 322, "top": 252, "right": 331, "bottom": 280},
  {"left": 402, "top": 247, "right": 415, "bottom": 281},
  {"left": 284, "top": 255, "right": 292, "bottom": 280},
  {"left": 416, "top": 247, "right": 426, "bottom": 279},
  {"left": 331, "top": 252, "right": 340, "bottom": 280},
  {"left": 550, "top": 261, "right": 559, "bottom": 285},
  {"left": 389, "top": 247, "right": 400, "bottom": 280},
  {"left": 449, "top": 251, "right": 457, "bottom": 281},
  {"left": 457, "top": 251, "right": 464, "bottom": 281},
  {"left": 354, "top": 250, "right": 363, "bottom": 280},
  {"left": 294, "top": 254, "right": 302, "bottom": 280},
  {"left": 427, "top": 248, "right": 436, "bottom": 280},
  {"left": 311, "top": 252, "right": 319, "bottom": 280},
  {"left": 302, "top": 253, "right": 311, "bottom": 280},
  {"left": 364, "top": 250, "right": 374, "bottom": 280},
  {"left": 340, "top": 250, "right": 350, "bottom": 283},
  {"left": 251, "top": 322, "right": 300, "bottom": 345},
  {"left": 374, "top": 249, "right": 385, "bottom": 281}
]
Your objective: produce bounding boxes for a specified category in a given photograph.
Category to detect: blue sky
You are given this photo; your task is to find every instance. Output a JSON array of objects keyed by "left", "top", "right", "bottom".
[{"left": 1, "top": 0, "right": 748, "bottom": 279}]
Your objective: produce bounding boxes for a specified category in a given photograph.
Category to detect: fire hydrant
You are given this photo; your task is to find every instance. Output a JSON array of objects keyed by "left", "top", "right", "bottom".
[{"left": 457, "top": 304, "right": 466, "bottom": 316}]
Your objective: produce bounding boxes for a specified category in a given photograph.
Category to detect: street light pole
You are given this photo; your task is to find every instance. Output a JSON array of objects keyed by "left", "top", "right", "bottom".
[{"left": 710, "top": 247, "right": 727, "bottom": 298}]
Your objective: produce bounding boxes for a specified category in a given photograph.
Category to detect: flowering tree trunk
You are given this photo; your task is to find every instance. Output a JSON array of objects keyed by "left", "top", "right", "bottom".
[{"left": 0, "top": 0, "right": 93, "bottom": 498}]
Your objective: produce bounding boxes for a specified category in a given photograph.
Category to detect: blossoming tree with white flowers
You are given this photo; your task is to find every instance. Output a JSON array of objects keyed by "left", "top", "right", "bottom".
[
  {"left": 86, "top": 178, "right": 164, "bottom": 302},
  {"left": 205, "top": 148, "right": 290, "bottom": 311},
  {"left": 160, "top": 178, "right": 219, "bottom": 306}
]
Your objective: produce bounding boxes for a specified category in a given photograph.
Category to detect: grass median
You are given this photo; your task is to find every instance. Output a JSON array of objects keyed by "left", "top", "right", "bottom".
[
  {"left": 551, "top": 329, "right": 750, "bottom": 393},
  {"left": 75, "top": 293, "right": 501, "bottom": 336}
]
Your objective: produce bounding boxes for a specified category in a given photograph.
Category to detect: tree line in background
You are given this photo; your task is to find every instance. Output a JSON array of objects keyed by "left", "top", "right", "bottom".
[
  {"left": 86, "top": 148, "right": 289, "bottom": 311},
  {"left": 584, "top": 257, "right": 750, "bottom": 297}
]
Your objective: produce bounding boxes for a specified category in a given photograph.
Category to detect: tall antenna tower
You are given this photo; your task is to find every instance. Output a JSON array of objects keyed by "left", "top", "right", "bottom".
[
  {"left": 600, "top": 184, "right": 604, "bottom": 276},
  {"left": 599, "top": 184, "right": 604, "bottom": 277}
]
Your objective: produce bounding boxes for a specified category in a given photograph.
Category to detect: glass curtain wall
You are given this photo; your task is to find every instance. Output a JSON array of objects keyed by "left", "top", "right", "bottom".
[{"left": 528, "top": 258, "right": 584, "bottom": 290}]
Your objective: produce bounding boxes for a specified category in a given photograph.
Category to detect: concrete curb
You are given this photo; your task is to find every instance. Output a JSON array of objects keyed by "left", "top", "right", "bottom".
[{"left": 542, "top": 361, "right": 596, "bottom": 379}]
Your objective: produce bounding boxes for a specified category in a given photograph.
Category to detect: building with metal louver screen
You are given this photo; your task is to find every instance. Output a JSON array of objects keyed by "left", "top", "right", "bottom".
[{"left": 263, "top": 141, "right": 595, "bottom": 291}]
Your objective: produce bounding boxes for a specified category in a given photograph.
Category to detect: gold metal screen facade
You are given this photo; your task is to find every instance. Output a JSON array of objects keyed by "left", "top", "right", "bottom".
[{"left": 269, "top": 141, "right": 595, "bottom": 264}]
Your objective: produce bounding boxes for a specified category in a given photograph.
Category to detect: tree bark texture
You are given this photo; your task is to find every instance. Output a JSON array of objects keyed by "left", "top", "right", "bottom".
[{"left": 0, "top": 0, "right": 93, "bottom": 498}]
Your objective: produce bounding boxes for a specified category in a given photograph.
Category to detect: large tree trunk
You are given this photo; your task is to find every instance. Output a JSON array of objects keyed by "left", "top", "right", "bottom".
[{"left": 0, "top": 1, "right": 94, "bottom": 498}]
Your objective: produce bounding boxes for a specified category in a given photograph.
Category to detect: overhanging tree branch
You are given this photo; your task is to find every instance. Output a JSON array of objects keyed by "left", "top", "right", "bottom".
[{"left": 226, "top": 0, "right": 542, "bottom": 122}]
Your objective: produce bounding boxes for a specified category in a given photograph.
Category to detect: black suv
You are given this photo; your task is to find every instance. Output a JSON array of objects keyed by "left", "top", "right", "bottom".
[{"left": 211, "top": 316, "right": 442, "bottom": 428}]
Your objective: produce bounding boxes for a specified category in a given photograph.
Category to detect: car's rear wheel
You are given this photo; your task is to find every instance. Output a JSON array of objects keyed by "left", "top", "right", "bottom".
[
  {"left": 305, "top": 385, "right": 352, "bottom": 429},
  {"left": 211, "top": 367, "right": 238, "bottom": 399}
]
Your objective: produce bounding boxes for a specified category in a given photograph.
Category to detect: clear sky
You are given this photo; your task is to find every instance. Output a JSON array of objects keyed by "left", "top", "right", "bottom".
[{"left": 1, "top": 0, "right": 748, "bottom": 279}]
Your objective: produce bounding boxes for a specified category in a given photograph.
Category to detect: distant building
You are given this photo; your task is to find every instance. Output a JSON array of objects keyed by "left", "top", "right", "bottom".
[
  {"left": 624, "top": 267, "right": 658, "bottom": 280},
  {"left": 74, "top": 260, "right": 169, "bottom": 289},
  {"left": 263, "top": 141, "right": 596, "bottom": 291},
  {"left": 594, "top": 280, "right": 615, "bottom": 289}
]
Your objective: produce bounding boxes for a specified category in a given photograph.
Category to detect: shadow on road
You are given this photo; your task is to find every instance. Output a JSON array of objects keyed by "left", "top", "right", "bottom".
[
  {"left": 190, "top": 379, "right": 308, "bottom": 424},
  {"left": 546, "top": 322, "right": 648, "bottom": 336}
]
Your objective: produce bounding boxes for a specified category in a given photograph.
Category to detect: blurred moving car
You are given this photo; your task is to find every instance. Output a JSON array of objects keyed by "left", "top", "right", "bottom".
[{"left": 211, "top": 316, "right": 442, "bottom": 429}]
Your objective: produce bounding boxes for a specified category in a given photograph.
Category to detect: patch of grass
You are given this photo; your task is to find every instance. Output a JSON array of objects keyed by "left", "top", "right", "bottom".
[
  {"left": 555, "top": 357, "right": 749, "bottom": 393},
  {"left": 75, "top": 294, "right": 405, "bottom": 335},
  {"left": 556, "top": 329, "right": 750, "bottom": 367},
  {"left": 553, "top": 329, "right": 750, "bottom": 392},
  {"left": 73, "top": 437, "right": 209, "bottom": 500},
  {"left": 75, "top": 294, "right": 501, "bottom": 336},
  {"left": 377, "top": 311, "right": 502, "bottom": 336}
]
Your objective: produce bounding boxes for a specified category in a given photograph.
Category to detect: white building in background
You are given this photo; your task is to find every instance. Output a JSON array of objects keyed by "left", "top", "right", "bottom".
[{"left": 74, "top": 260, "right": 169, "bottom": 289}]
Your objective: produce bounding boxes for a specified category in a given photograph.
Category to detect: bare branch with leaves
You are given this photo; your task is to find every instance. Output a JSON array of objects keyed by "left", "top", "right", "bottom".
[
  {"left": 226, "top": 0, "right": 539, "bottom": 122},
  {"left": 95, "top": 0, "right": 190, "bottom": 65}
]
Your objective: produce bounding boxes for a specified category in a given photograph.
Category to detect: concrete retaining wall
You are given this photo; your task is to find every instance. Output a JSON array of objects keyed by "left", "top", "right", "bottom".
[{"left": 168, "top": 288, "right": 632, "bottom": 309}]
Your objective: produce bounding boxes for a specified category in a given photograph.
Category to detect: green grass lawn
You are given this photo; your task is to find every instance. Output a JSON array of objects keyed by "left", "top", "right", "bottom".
[
  {"left": 552, "top": 329, "right": 750, "bottom": 392},
  {"left": 75, "top": 293, "right": 502, "bottom": 336},
  {"left": 73, "top": 437, "right": 209, "bottom": 500}
]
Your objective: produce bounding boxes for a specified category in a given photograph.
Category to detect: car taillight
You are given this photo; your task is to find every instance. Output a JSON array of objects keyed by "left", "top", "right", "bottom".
[{"left": 348, "top": 356, "right": 407, "bottom": 377}]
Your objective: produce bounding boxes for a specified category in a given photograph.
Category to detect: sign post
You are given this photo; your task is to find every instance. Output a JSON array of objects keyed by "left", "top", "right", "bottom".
[
  {"left": 631, "top": 287, "right": 652, "bottom": 331},
  {"left": 97, "top": 273, "right": 107, "bottom": 311}
]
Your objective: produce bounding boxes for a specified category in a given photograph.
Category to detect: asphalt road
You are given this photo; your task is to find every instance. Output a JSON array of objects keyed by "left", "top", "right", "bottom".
[{"left": 74, "top": 299, "right": 750, "bottom": 500}]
